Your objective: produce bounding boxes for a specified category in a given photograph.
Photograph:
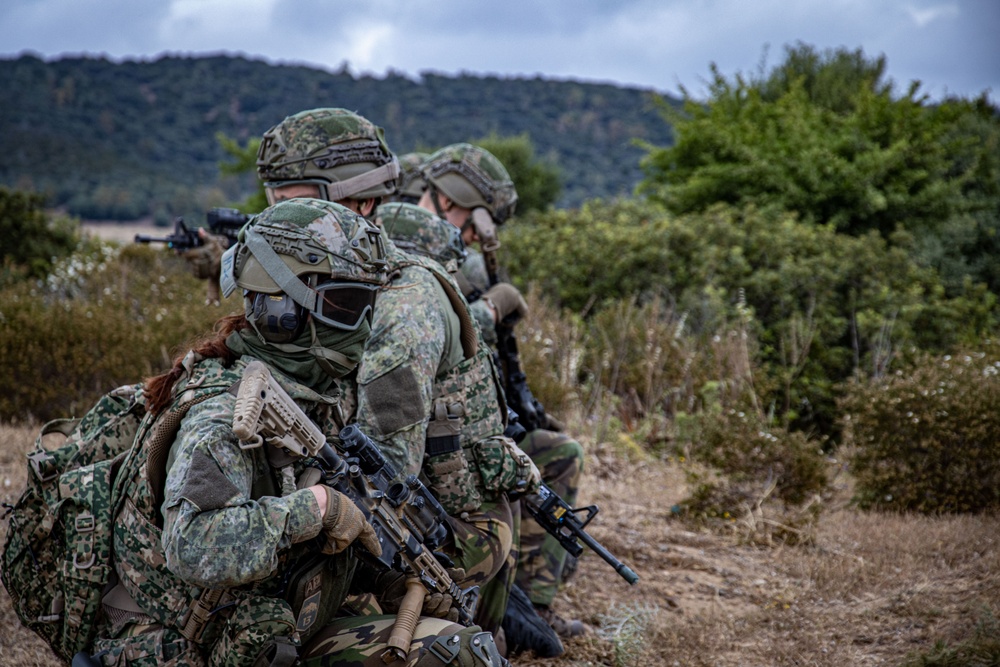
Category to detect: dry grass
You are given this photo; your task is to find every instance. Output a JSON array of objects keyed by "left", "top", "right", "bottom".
[{"left": 1, "top": 421, "right": 997, "bottom": 666}]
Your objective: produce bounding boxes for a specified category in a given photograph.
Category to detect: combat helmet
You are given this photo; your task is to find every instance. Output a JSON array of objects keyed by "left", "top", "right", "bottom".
[
  {"left": 394, "top": 152, "right": 430, "bottom": 203},
  {"left": 257, "top": 108, "right": 400, "bottom": 204},
  {"left": 375, "top": 202, "right": 466, "bottom": 271},
  {"left": 422, "top": 143, "right": 518, "bottom": 224},
  {"left": 221, "top": 198, "right": 387, "bottom": 343}
]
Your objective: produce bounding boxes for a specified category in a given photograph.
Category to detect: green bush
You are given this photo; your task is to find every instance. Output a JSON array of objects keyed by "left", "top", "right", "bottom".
[
  {"left": 504, "top": 200, "right": 996, "bottom": 439},
  {"left": 0, "top": 239, "right": 235, "bottom": 420},
  {"left": 841, "top": 342, "right": 1000, "bottom": 513},
  {"left": 0, "top": 187, "right": 78, "bottom": 286}
]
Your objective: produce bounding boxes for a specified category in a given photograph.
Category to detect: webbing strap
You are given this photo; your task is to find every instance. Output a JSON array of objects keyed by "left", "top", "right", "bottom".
[
  {"left": 322, "top": 158, "right": 400, "bottom": 201},
  {"left": 244, "top": 228, "right": 318, "bottom": 310},
  {"left": 180, "top": 587, "right": 228, "bottom": 643}
]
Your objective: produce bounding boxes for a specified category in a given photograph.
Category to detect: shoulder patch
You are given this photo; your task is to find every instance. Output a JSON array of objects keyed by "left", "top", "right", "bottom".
[
  {"left": 361, "top": 364, "right": 425, "bottom": 435},
  {"left": 177, "top": 448, "right": 241, "bottom": 511}
]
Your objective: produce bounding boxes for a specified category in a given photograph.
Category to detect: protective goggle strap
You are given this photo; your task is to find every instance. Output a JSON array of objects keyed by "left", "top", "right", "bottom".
[
  {"left": 323, "top": 157, "right": 401, "bottom": 202},
  {"left": 243, "top": 228, "right": 318, "bottom": 311}
]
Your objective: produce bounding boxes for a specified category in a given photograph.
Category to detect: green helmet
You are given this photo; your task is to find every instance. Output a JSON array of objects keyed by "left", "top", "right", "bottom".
[
  {"left": 256, "top": 108, "right": 400, "bottom": 202},
  {"left": 422, "top": 143, "right": 518, "bottom": 224},
  {"left": 376, "top": 202, "right": 466, "bottom": 270},
  {"left": 221, "top": 198, "right": 387, "bottom": 342},
  {"left": 394, "top": 152, "right": 429, "bottom": 203}
]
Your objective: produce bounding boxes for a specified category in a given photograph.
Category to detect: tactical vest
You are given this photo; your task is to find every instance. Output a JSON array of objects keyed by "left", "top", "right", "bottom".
[
  {"left": 106, "top": 354, "right": 354, "bottom": 667},
  {"left": 389, "top": 253, "right": 532, "bottom": 514}
]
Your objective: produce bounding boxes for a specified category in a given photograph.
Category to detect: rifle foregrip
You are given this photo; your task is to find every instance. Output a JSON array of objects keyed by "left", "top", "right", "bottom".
[{"left": 384, "top": 577, "right": 425, "bottom": 662}]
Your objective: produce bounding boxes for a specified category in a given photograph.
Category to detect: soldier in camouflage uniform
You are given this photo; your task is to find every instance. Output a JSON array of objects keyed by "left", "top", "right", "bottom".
[
  {"left": 90, "top": 198, "right": 505, "bottom": 666},
  {"left": 419, "top": 144, "right": 588, "bottom": 640},
  {"left": 255, "top": 109, "right": 540, "bottom": 640},
  {"left": 389, "top": 152, "right": 430, "bottom": 204},
  {"left": 181, "top": 227, "right": 230, "bottom": 305}
]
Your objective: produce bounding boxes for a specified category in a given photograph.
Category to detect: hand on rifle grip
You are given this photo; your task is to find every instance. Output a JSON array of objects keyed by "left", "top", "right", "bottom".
[
  {"left": 483, "top": 282, "right": 528, "bottom": 324},
  {"left": 316, "top": 485, "right": 381, "bottom": 557}
]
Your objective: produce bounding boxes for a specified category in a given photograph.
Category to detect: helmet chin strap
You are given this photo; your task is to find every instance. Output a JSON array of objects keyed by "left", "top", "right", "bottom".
[{"left": 264, "top": 318, "right": 358, "bottom": 375}]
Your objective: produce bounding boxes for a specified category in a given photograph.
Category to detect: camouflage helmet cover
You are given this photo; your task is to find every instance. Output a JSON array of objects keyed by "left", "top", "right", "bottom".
[
  {"left": 375, "top": 202, "right": 466, "bottom": 269},
  {"left": 256, "top": 108, "right": 400, "bottom": 201},
  {"left": 422, "top": 143, "right": 518, "bottom": 223},
  {"left": 223, "top": 198, "right": 387, "bottom": 300},
  {"left": 396, "top": 151, "right": 429, "bottom": 201}
]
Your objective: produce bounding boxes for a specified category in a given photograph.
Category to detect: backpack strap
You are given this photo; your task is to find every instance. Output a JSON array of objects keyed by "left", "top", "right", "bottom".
[{"left": 145, "top": 366, "right": 241, "bottom": 522}]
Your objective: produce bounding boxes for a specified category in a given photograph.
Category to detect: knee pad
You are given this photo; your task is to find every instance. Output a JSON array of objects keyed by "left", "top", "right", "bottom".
[{"left": 416, "top": 625, "right": 508, "bottom": 667}]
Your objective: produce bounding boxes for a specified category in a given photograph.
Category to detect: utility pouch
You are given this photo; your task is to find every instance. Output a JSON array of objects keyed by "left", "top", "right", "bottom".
[
  {"left": 423, "top": 399, "right": 481, "bottom": 514},
  {"left": 472, "top": 435, "right": 538, "bottom": 498},
  {"left": 207, "top": 594, "right": 299, "bottom": 667},
  {"left": 90, "top": 626, "right": 196, "bottom": 667}
]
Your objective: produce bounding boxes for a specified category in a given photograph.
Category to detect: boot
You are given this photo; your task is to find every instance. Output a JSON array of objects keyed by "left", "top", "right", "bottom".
[
  {"left": 501, "top": 584, "right": 564, "bottom": 657},
  {"left": 535, "top": 603, "right": 586, "bottom": 638}
]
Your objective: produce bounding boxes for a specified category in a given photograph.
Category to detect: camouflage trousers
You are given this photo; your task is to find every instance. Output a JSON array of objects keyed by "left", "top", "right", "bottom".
[
  {"left": 515, "top": 429, "right": 585, "bottom": 607},
  {"left": 443, "top": 496, "right": 518, "bottom": 633},
  {"left": 301, "top": 615, "right": 506, "bottom": 666}
]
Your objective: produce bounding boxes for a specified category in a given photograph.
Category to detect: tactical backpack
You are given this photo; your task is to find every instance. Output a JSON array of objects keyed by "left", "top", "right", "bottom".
[{"left": 1, "top": 384, "right": 146, "bottom": 662}]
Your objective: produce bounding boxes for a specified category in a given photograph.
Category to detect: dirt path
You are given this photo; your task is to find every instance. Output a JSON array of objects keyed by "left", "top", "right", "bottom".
[{"left": 1, "top": 423, "right": 996, "bottom": 666}]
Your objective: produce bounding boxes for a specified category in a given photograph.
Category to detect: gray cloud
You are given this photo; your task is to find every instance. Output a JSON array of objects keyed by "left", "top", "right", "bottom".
[{"left": 1, "top": 0, "right": 996, "bottom": 101}]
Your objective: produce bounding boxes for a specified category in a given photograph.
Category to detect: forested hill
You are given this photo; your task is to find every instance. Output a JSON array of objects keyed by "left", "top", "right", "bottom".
[{"left": 0, "top": 53, "right": 678, "bottom": 221}]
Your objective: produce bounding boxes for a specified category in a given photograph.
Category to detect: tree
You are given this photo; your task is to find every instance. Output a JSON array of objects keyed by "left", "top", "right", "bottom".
[
  {"left": 0, "top": 187, "right": 77, "bottom": 285},
  {"left": 638, "top": 44, "right": 998, "bottom": 243},
  {"left": 217, "top": 133, "right": 267, "bottom": 214}
]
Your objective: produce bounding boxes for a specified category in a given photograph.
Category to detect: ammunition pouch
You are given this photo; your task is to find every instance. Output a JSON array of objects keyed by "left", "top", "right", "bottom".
[
  {"left": 424, "top": 399, "right": 481, "bottom": 515},
  {"left": 471, "top": 436, "right": 539, "bottom": 499}
]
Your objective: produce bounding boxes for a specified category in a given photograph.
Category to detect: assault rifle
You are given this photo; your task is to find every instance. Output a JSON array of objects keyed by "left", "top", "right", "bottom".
[
  {"left": 467, "top": 209, "right": 638, "bottom": 585},
  {"left": 134, "top": 207, "right": 248, "bottom": 250},
  {"left": 232, "top": 361, "right": 479, "bottom": 662},
  {"left": 524, "top": 484, "right": 639, "bottom": 585},
  {"left": 468, "top": 208, "right": 548, "bottom": 432}
]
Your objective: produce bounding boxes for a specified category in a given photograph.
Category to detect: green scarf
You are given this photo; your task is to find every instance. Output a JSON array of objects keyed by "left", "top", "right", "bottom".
[{"left": 226, "top": 320, "right": 370, "bottom": 394}]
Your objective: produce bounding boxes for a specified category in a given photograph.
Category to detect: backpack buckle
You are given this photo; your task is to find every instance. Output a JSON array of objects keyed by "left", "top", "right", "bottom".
[
  {"left": 28, "top": 451, "right": 59, "bottom": 484},
  {"left": 75, "top": 512, "right": 96, "bottom": 533}
]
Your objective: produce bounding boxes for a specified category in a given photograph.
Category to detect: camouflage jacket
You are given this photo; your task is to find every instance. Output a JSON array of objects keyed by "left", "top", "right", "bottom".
[
  {"left": 355, "top": 245, "right": 535, "bottom": 514},
  {"left": 107, "top": 353, "right": 356, "bottom": 663},
  {"left": 458, "top": 248, "right": 498, "bottom": 347}
]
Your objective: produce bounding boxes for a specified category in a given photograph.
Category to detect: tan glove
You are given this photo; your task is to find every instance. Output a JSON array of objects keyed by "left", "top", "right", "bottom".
[
  {"left": 321, "top": 487, "right": 382, "bottom": 557},
  {"left": 377, "top": 567, "right": 467, "bottom": 622},
  {"left": 483, "top": 282, "right": 528, "bottom": 324}
]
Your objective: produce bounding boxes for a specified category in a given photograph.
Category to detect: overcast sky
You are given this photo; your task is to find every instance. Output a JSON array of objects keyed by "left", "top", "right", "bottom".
[{"left": 2, "top": 0, "right": 997, "bottom": 103}]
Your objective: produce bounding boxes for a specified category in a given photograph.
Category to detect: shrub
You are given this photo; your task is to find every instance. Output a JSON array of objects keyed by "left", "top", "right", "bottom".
[
  {"left": 0, "top": 187, "right": 78, "bottom": 286},
  {"left": 841, "top": 342, "right": 1000, "bottom": 513},
  {"left": 0, "top": 240, "right": 234, "bottom": 421},
  {"left": 503, "top": 200, "right": 997, "bottom": 440}
]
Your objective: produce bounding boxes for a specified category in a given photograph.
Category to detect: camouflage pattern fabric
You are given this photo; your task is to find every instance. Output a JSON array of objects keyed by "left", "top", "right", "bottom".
[
  {"left": 256, "top": 108, "right": 398, "bottom": 201},
  {"left": 375, "top": 202, "right": 466, "bottom": 272},
  {"left": 102, "top": 356, "right": 357, "bottom": 665},
  {"left": 300, "top": 615, "right": 506, "bottom": 666},
  {"left": 459, "top": 249, "right": 497, "bottom": 346},
  {"left": 393, "top": 152, "right": 430, "bottom": 203},
  {"left": 514, "top": 429, "right": 585, "bottom": 607},
  {"left": 459, "top": 249, "right": 491, "bottom": 296},
  {"left": 355, "top": 244, "right": 527, "bottom": 633},
  {"left": 455, "top": 248, "right": 588, "bottom": 607},
  {"left": 421, "top": 144, "right": 518, "bottom": 224},
  {"left": 181, "top": 230, "right": 229, "bottom": 304}
]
